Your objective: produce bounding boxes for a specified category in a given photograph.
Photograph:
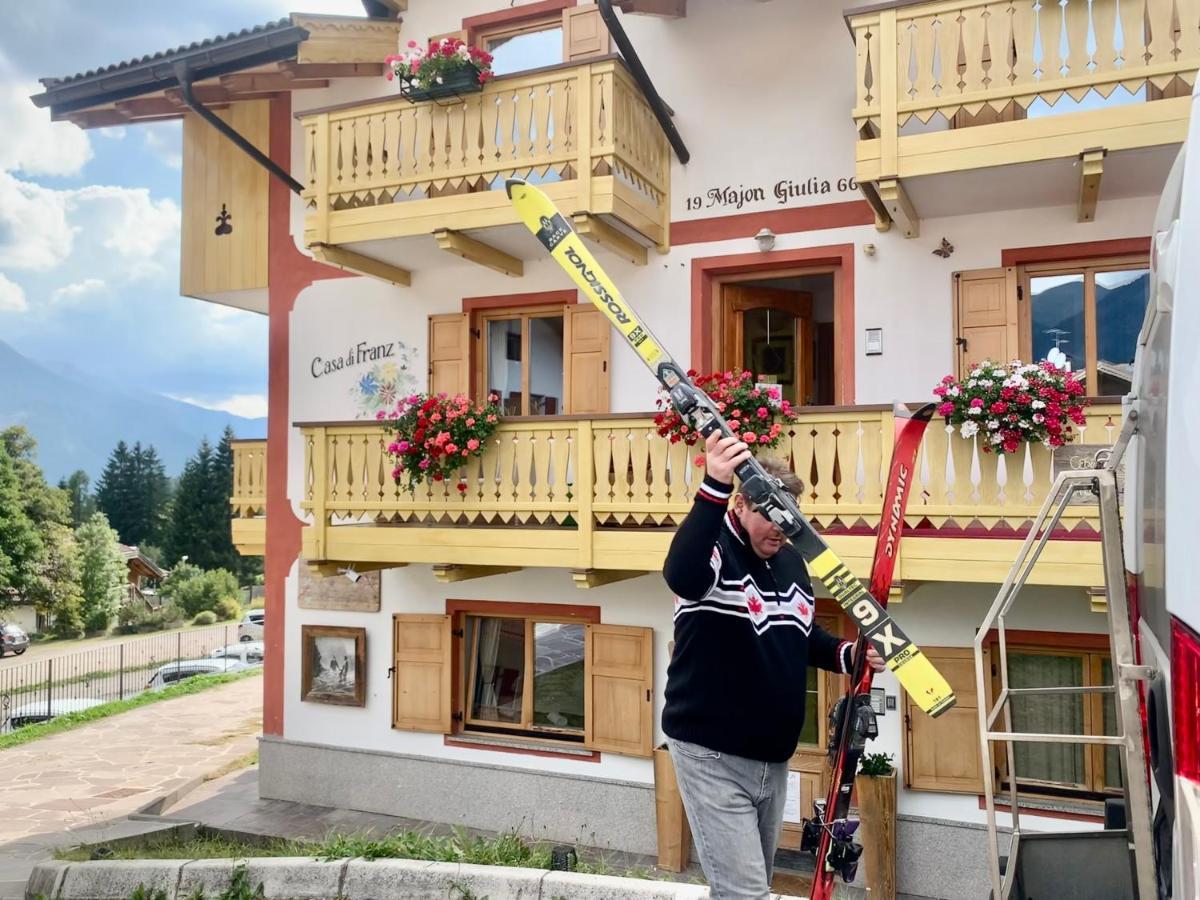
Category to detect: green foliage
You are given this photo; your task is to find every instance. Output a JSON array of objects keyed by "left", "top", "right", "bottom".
[
  {"left": 168, "top": 429, "right": 245, "bottom": 577},
  {"left": 138, "top": 543, "right": 166, "bottom": 567},
  {"left": 859, "top": 752, "right": 895, "bottom": 777},
  {"left": 127, "top": 887, "right": 168, "bottom": 900},
  {"left": 1, "top": 427, "right": 70, "bottom": 529},
  {"left": 162, "top": 565, "right": 240, "bottom": 618},
  {"left": 75, "top": 512, "right": 127, "bottom": 633},
  {"left": 58, "top": 469, "right": 96, "bottom": 529},
  {"left": 25, "top": 522, "right": 84, "bottom": 636},
  {"left": 0, "top": 669, "right": 261, "bottom": 751},
  {"left": 0, "top": 440, "right": 42, "bottom": 603},
  {"left": 318, "top": 827, "right": 550, "bottom": 868},
  {"left": 213, "top": 596, "right": 242, "bottom": 621},
  {"left": 96, "top": 441, "right": 172, "bottom": 548},
  {"left": 115, "top": 601, "right": 184, "bottom": 635},
  {"left": 193, "top": 610, "right": 218, "bottom": 626},
  {"left": 215, "top": 864, "right": 265, "bottom": 900}
]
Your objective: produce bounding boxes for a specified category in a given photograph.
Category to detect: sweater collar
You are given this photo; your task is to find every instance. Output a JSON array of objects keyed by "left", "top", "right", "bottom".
[{"left": 724, "top": 510, "right": 747, "bottom": 545}]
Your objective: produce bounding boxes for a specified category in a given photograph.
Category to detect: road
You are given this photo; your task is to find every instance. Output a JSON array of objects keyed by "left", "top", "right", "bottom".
[{"left": 0, "top": 622, "right": 242, "bottom": 666}]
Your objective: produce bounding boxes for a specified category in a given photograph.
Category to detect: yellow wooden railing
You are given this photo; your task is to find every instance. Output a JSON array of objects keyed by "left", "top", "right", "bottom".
[
  {"left": 296, "top": 405, "right": 1120, "bottom": 576},
  {"left": 231, "top": 439, "right": 268, "bottom": 517},
  {"left": 848, "top": 0, "right": 1198, "bottom": 183},
  {"left": 298, "top": 58, "right": 670, "bottom": 250}
]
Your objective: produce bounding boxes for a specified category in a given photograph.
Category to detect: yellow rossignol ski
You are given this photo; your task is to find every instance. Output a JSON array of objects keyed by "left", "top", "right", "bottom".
[{"left": 506, "top": 178, "right": 955, "bottom": 717}]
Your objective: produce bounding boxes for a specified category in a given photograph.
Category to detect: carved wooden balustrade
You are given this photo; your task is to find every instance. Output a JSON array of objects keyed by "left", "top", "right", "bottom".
[
  {"left": 231, "top": 439, "right": 267, "bottom": 556},
  {"left": 296, "top": 405, "right": 1121, "bottom": 584},
  {"left": 298, "top": 58, "right": 670, "bottom": 251}
]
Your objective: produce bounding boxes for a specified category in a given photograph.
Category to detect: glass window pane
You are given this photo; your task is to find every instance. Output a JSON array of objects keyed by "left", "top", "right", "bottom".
[
  {"left": 486, "top": 27, "right": 563, "bottom": 77},
  {"left": 1009, "top": 653, "right": 1086, "bottom": 787},
  {"left": 532, "top": 622, "right": 584, "bottom": 731},
  {"left": 528, "top": 316, "right": 563, "bottom": 416},
  {"left": 797, "top": 666, "right": 820, "bottom": 746},
  {"left": 1101, "top": 657, "right": 1124, "bottom": 789},
  {"left": 742, "top": 307, "right": 798, "bottom": 405},
  {"left": 487, "top": 319, "right": 523, "bottom": 416},
  {"left": 1030, "top": 274, "right": 1085, "bottom": 378},
  {"left": 1095, "top": 269, "right": 1150, "bottom": 396},
  {"left": 469, "top": 616, "right": 525, "bottom": 723}
]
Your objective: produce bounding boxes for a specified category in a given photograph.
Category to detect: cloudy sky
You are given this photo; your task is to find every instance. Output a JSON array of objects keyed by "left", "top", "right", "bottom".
[{"left": 0, "top": 0, "right": 367, "bottom": 419}]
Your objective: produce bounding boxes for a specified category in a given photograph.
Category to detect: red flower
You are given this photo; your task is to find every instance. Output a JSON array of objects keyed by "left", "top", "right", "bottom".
[{"left": 990, "top": 401, "right": 1008, "bottom": 414}]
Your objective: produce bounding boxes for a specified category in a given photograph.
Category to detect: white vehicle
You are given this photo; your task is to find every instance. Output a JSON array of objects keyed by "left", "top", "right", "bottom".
[
  {"left": 4, "top": 697, "right": 104, "bottom": 729},
  {"left": 145, "top": 658, "right": 248, "bottom": 690},
  {"left": 237, "top": 609, "right": 264, "bottom": 642},
  {"left": 1124, "top": 76, "right": 1199, "bottom": 899},
  {"left": 211, "top": 641, "right": 264, "bottom": 665}
]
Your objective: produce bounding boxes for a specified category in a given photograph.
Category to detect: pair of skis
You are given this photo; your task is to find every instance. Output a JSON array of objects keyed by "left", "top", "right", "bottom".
[{"left": 505, "top": 179, "right": 950, "bottom": 892}]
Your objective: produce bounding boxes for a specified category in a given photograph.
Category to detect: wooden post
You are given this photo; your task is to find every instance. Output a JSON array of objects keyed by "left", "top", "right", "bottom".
[
  {"left": 311, "top": 426, "right": 328, "bottom": 561},
  {"left": 575, "top": 66, "right": 594, "bottom": 214},
  {"left": 855, "top": 772, "right": 897, "bottom": 900},
  {"left": 313, "top": 114, "right": 331, "bottom": 246},
  {"left": 653, "top": 745, "right": 692, "bottom": 871},
  {"left": 576, "top": 420, "right": 595, "bottom": 570}
]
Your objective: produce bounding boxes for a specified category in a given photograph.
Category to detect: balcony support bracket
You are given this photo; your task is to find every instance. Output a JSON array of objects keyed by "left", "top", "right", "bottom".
[
  {"left": 876, "top": 178, "right": 919, "bottom": 239},
  {"left": 571, "top": 569, "right": 648, "bottom": 589},
  {"left": 1087, "top": 585, "right": 1108, "bottom": 614},
  {"left": 572, "top": 214, "right": 649, "bottom": 266},
  {"left": 433, "top": 564, "right": 523, "bottom": 583},
  {"left": 435, "top": 229, "right": 524, "bottom": 277},
  {"left": 306, "top": 561, "right": 407, "bottom": 578},
  {"left": 860, "top": 181, "right": 893, "bottom": 233},
  {"left": 310, "top": 243, "right": 412, "bottom": 287},
  {"left": 1077, "top": 148, "right": 1106, "bottom": 224}
]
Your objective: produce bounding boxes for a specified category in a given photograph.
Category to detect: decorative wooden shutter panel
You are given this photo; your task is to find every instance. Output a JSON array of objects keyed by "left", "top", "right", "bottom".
[
  {"left": 428, "top": 313, "right": 470, "bottom": 397},
  {"left": 953, "top": 268, "right": 1018, "bottom": 377},
  {"left": 564, "top": 305, "right": 611, "bottom": 414},
  {"left": 563, "top": 7, "right": 611, "bottom": 61},
  {"left": 392, "top": 614, "right": 452, "bottom": 733},
  {"left": 904, "top": 646, "right": 987, "bottom": 793},
  {"left": 585, "top": 624, "right": 653, "bottom": 757}
]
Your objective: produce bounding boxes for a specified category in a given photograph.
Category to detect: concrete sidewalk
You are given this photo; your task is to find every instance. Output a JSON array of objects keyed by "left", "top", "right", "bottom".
[{"left": 0, "top": 675, "right": 262, "bottom": 899}]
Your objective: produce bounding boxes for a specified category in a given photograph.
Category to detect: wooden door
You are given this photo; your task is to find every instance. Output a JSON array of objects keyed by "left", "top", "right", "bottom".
[
  {"left": 953, "top": 268, "right": 1018, "bottom": 376},
  {"left": 721, "top": 285, "right": 814, "bottom": 405},
  {"left": 779, "top": 614, "right": 845, "bottom": 850}
]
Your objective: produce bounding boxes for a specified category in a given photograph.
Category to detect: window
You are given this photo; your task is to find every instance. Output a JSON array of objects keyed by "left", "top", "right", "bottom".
[
  {"left": 481, "top": 20, "right": 564, "bottom": 76},
  {"left": 481, "top": 309, "right": 565, "bottom": 416},
  {"left": 1024, "top": 258, "right": 1150, "bottom": 395},
  {"left": 996, "top": 647, "right": 1122, "bottom": 798}
]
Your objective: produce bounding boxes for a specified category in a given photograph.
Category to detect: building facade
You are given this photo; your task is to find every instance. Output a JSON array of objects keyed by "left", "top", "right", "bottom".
[{"left": 34, "top": 2, "right": 1198, "bottom": 896}]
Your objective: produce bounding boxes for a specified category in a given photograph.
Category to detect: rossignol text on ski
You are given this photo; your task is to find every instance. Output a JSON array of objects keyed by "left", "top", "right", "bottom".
[{"left": 505, "top": 177, "right": 957, "bottom": 719}]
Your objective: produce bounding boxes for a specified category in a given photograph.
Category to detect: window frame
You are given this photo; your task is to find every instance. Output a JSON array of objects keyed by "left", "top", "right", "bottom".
[
  {"left": 473, "top": 15, "right": 565, "bottom": 76},
  {"left": 476, "top": 304, "right": 568, "bottom": 417},
  {"left": 1019, "top": 253, "right": 1149, "bottom": 396}
]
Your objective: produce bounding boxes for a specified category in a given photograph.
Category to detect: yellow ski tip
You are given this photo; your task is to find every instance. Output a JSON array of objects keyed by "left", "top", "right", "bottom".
[{"left": 505, "top": 178, "right": 528, "bottom": 200}]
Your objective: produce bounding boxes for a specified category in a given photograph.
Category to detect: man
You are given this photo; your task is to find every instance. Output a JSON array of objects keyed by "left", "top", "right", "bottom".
[{"left": 662, "top": 432, "right": 885, "bottom": 900}]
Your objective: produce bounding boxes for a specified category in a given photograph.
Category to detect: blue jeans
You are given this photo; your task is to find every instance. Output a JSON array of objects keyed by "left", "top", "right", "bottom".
[{"left": 668, "top": 737, "right": 790, "bottom": 900}]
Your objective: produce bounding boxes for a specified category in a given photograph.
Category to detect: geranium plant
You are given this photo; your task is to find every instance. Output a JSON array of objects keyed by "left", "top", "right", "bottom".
[
  {"left": 380, "top": 392, "right": 502, "bottom": 491},
  {"left": 654, "top": 370, "right": 800, "bottom": 466},
  {"left": 384, "top": 37, "right": 494, "bottom": 92},
  {"left": 934, "top": 359, "right": 1088, "bottom": 454}
]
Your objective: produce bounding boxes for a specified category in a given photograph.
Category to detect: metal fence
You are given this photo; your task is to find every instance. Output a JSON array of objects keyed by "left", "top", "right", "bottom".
[{"left": 0, "top": 624, "right": 244, "bottom": 732}]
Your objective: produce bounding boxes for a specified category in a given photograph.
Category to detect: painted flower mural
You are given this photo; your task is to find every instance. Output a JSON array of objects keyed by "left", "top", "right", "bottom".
[{"left": 351, "top": 355, "right": 417, "bottom": 416}]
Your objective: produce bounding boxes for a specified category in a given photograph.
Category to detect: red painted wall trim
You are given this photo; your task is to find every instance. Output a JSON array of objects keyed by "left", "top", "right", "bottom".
[
  {"left": 462, "top": 288, "right": 577, "bottom": 315},
  {"left": 464, "top": 0, "right": 576, "bottom": 43},
  {"left": 1001, "top": 237, "right": 1151, "bottom": 268},
  {"left": 983, "top": 628, "right": 1110, "bottom": 651},
  {"left": 690, "top": 245, "right": 856, "bottom": 405},
  {"left": 263, "top": 94, "right": 353, "bottom": 738},
  {"left": 672, "top": 200, "right": 874, "bottom": 247}
]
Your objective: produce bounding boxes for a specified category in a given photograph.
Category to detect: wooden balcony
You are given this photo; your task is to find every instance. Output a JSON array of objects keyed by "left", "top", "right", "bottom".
[
  {"left": 231, "top": 439, "right": 267, "bottom": 556},
  {"left": 296, "top": 405, "right": 1121, "bottom": 589},
  {"left": 297, "top": 57, "right": 670, "bottom": 280},
  {"left": 847, "top": 0, "right": 1198, "bottom": 235}
]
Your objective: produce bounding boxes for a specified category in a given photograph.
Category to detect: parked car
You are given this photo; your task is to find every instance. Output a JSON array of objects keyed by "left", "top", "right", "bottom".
[
  {"left": 5, "top": 697, "right": 104, "bottom": 729},
  {"left": 0, "top": 622, "right": 29, "bottom": 657},
  {"left": 238, "top": 609, "right": 264, "bottom": 642},
  {"left": 211, "top": 641, "right": 264, "bottom": 665},
  {"left": 145, "top": 658, "right": 248, "bottom": 690}
]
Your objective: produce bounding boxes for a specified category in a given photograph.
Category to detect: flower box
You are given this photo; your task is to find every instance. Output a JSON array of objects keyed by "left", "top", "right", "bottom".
[{"left": 386, "top": 38, "right": 494, "bottom": 106}]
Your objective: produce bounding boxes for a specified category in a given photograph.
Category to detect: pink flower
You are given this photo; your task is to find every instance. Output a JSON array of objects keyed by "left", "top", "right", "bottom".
[
  {"left": 694, "top": 454, "right": 706, "bottom": 468},
  {"left": 391, "top": 465, "right": 403, "bottom": 480},
  {"left": 729, "top": 419, "right": 741, "bottom": 431},
  {"left": 418, "top": 459, "right": 431, "bottom": 470},
  {"left": 376, "top": 410, "right": 387, "bottom": 420},
  {"left": 430, "top": 412, "right": 442, "bottom": 422},
  {"left": 397, "top": 440, "right": 410, "bottom": 453},
  {"left": 466, "top": 417, "right": 475, "bottom": 426},
  {"left": 466, "top": 438, "right": 480, "bottom": 451},
  {"left": 407, "top": 39, "right": 418, "bottom": 48},
  {"left": 756, "top": 406, "right": 769, "bottom": 419},
  {"left": 486, "top": 414, "right": 497, "bottom": 423},
  {"left": 743, "top": 432, "right": 757, "bottom": 443},
  {"left": 969, "top": 398, "right": 985, "bottom": 409},
  {"left": 461, "top": 449, "right": 469, "bottom": 456},
  {"left": 941, "top": 375, "right": 956, "bottom": 384},
  {"left": 933, "top": 386, "right": 948, "bottom": 397},
  {"left": 445, "top": 443, "right": 458, "bottom": 454},
  {"left": 488, "top": 393, "right": 499, "bottom": 403},
  {"left": 937, "top": 401, "right": 955, "bottom": 416},
  {"left": 990, "top": 401, "right": 1008, "bottom": 414}
]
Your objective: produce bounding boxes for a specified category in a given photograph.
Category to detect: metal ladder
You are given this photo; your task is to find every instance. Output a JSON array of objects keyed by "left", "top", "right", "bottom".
[{"left": 973, "top": 411, "right": 1156, "bottom": 900}]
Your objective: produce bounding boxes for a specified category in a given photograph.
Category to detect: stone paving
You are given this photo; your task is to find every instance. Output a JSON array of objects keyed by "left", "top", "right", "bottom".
[{"left": 0, "top": 675, "right": 262, "bottom": 899}]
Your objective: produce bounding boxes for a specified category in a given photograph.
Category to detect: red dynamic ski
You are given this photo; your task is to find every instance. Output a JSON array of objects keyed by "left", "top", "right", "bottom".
[{"left": 804, "top": 401, "right": 936, "bottom": 898}]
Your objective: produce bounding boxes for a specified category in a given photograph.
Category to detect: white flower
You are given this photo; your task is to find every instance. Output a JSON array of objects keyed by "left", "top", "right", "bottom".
[
  {"left": 947, "top": 386, "right": 960, "bottom": 397},
  {"left": 1032, "top": 400, "right": 1046, "bottom": 409},
  {"left": 987, "top": 419, "right": 1000, "bottom": 430},
  {"left": 436, "top": 76, "right": 444, "bottom": 84},
  {"left": 1032, "top": 413, "right": 1045, "bottom": 424},
  {"left": 967, "top": 379, "right": 978, "bottom": 388},
  {"left": 967, "top": 407, "right": 981, "bottom": 416},
  {"left": 991, "top": 434, "right": 1004, "bottom": 444},
  {"left": 1019, "top": 421, "right": 1029, "bottom": 429},
  {"left": 960, "top": 421, "right": 979, "bottom": 438}
]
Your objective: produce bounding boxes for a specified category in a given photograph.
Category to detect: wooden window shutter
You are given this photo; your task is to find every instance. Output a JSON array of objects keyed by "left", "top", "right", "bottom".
[
  {"left": 428, "top": 313, "right": 470, "bottom": 397},
  {"left": 563, "top": 305, "right": 611, "bottom": 414},
  {"left": 904, "top": 646, "right": 988, "bottom": 793},
  {"left": 953, "top": 267, "right": 1018, "bottom": 377},
  {"left": 585, "top": 624, "right": 653, "bottom": 757},
  {"left": 563, "top": 6, "right": 610, "bottom": 61},
  {"left": 392, "top": 614, "right": 452, "bottom": 733}
]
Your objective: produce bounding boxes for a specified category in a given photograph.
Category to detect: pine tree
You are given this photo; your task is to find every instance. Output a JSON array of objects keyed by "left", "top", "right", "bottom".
[
  {"left": 95, "top": 442, "right": 135, "bottom": 543},
  {"left": 168, "top": 438, "right": 218, "bottom": 568},
  {"left": 213, "top": 427, "right": 241, "bottom": 574},
  {"left": 75, "top": 512, "right": 126, "bottom": 633},
  {"left": 1, "top": 427, "right": 70, "bottom": 529},
  {"left": 58, "top": 470, "right": 97, "bottom": 528},
  {"left": 0, "top": 441, "right": 42, "bottom": 606},
  {"left": 139, "top": 444, "right": 172, "bottom": 546}
]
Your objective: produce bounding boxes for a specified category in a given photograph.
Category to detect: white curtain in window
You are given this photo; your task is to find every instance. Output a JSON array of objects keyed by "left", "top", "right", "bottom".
[
  {"left": 1009, "top": 653, "right": 1086, "bottom": 786},
  {"left": 474, "top": 617, "right": 503, "bottom": 719}
]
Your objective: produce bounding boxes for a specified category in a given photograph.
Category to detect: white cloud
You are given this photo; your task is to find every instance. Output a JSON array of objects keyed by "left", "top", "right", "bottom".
[
  {"left": 168, "top": 392, "right": 269, "bottom": 419},
  {"left": 51, "top": 277, "right": 107, "bottom": 304},
  {"left": 143, "top": 124, "right": 182, "bottom": 170},
  {"left": 0, "top": 273, "right": 27, "bottom": 312},
  {"left": 96, "top": 127, "right": 127, "bottom": 140},
  {"left": 72, "top": 185, "right": 180, "bottom": 262},
  {"left": 0, "top": 171, "right": 74, "bottom": 271},
  {"left": 0, "top": 80, "right": 92, "bottom": 177}
]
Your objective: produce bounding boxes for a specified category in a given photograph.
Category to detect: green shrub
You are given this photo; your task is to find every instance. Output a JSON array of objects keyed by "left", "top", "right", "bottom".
[
  {"left": 859, "top": 752, "right": 895, "bottom": 777},
  {"left": 193, "top": 610, "right": 218, "bottom": 626},
  {"left": 213, "top": 596, "right": 242, "bottom": 621},
  {"left": 162, "top": 565, "right": 241, "bottom": 618},
  {"left": 115, "top": 602, "right": 185, "bottom": 635}
]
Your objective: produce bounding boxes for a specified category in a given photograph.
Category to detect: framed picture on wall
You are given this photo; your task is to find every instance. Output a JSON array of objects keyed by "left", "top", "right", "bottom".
[{"left": 301, "top": 625, "right": 366, "bottom": 707}]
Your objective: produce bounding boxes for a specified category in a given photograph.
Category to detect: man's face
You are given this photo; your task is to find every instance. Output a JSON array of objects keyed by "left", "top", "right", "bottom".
[{"left": 733, "top": 494, "right": 786, "bottom": 559}]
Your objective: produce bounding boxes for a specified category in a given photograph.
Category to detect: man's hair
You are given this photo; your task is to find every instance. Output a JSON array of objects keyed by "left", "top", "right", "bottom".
[{"left": 737, "top": 457, "right": 805, "bottom": 499}]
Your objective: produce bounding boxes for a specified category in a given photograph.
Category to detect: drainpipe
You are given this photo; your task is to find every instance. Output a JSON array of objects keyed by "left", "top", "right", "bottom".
[
  {"left": 172, "top": 62, "right": 305, "bottom": 195},
  {"left": 596, "top": 0, "right": 689, "bottom": 165}
]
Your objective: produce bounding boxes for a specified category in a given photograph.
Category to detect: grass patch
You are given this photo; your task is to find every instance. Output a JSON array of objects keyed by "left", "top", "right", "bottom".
[{"left": 0, "top": 669, "right": 262, "bottom": 752}]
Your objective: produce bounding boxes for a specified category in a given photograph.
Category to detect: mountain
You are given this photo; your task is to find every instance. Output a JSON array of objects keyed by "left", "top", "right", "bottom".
[
  {"left": 0, "top": 339, "right": 266, "bottom": 483},
  {"left": 1030, "top": 272, "right": 1149, "bottom": 366}
]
